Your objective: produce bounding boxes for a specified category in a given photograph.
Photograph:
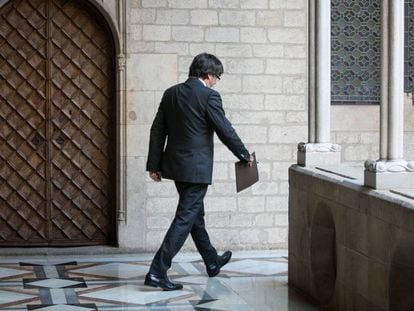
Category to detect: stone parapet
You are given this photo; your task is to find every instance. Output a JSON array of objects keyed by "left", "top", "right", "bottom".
[{"left": 289, "top": 164, "right": 414, "bottom": 310}]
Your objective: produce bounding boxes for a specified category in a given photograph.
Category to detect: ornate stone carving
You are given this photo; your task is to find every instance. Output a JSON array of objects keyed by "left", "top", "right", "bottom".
[
  {"left": 364, "top": 160, "right": 414, "bottom": 173},
  {"left": 298, "top": 142, "right": 341, "bottom": 153}
]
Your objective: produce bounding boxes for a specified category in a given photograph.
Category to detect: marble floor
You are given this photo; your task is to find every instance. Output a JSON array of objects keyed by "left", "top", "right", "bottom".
[{"left": 0, "top": 250, "right": 319, "bottom": 311}]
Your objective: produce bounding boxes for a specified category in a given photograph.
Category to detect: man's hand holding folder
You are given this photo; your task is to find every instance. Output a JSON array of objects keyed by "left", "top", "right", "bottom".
[{"left": 235, "top": 152, "right": 259, "bottom": 192}]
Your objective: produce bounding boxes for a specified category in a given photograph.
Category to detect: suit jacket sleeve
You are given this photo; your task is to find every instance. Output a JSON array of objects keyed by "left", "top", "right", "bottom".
[
  {"left": 146, "top": 103, "right": 167, "bottom": 172},
  {"left": 206, "top": 91, "right": 250, "bottom": 162}
]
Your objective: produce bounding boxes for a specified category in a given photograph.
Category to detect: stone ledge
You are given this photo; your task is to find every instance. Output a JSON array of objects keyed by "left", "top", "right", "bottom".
[
  {"left": 390, "top": 189, "right": 414, "bottom": 200},
  {"left": 290, "top": 164, "right": 414, "bottom": 207}
]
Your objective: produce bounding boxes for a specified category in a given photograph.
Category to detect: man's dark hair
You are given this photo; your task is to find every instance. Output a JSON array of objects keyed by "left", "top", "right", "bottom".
[{"left": 188, "top": 53, "right": 223, "bottom": 79}]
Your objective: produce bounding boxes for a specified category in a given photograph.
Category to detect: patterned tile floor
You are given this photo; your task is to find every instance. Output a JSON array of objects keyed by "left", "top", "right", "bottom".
[{"left": 0, "top": 250, "right": 318, "bottom": 310}]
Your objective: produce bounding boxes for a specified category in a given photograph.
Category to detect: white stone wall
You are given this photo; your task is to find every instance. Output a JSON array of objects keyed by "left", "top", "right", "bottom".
[
  {"left": 98, "top": 0, "right": 414, "bottom": 251},
  {"left": 119, "top": 0, "right": 307, "bottom": 251},
  {"left": 404, "top": 94, "right": 414, "bottom": 159},
  {"left": 332, "top": 94, "right": 414, "bottom": 166}
]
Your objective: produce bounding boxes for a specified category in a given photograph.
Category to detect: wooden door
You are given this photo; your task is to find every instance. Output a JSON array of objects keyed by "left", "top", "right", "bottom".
[{"left": 0, "top": 0, "right": 116, "bottom": 246}]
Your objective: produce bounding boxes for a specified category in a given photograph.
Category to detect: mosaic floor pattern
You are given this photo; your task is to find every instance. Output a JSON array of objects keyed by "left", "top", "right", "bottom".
[{"left": 0, "top": 251, "right": 318, "bottom": 310}]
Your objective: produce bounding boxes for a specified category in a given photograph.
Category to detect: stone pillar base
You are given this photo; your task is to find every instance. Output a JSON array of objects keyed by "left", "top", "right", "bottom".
[
  {"left": 364, "top": 160, "right": 414, "bottom": 189},
  {"left": 297, "top": 143, "right": 341, "bottom": 167}
]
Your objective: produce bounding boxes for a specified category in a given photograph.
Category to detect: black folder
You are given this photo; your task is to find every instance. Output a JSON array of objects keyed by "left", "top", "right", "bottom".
[{"left": 235, "top": 152, "right": 259, "bottom": 192}]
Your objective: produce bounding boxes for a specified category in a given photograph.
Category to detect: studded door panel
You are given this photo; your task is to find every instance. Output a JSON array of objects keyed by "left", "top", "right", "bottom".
[{"left": 0, "top": 0, "right": 116, "bottom": 246}]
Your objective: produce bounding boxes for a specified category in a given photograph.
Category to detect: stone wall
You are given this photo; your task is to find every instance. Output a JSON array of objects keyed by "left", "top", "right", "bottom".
[
  {"left": 96, "top": 0, "right": 414, "bottom": 251},
  {"left": 119, "top": 0, "right": 307, "bottom": 251},
  {"left": 331, "top": 94, "right": 414, "bottom": 166}
]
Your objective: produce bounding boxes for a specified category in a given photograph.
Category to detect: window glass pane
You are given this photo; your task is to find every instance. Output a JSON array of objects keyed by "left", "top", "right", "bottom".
[
  {"left": 332, "top": 0, "right": 413, "bottom": 104},
  {"left": 331, "top": 0, "right": 381, "bottom": 104}
]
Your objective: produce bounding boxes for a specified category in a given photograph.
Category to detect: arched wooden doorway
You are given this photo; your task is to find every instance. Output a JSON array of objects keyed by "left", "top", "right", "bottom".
[{"left": 0, "top": 0, "right": 117, "bottom": 246}]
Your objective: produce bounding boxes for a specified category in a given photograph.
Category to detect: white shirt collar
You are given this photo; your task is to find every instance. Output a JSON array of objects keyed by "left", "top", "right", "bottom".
[{"left": 198, "top": 78, "right": 207, "bottom": 87}]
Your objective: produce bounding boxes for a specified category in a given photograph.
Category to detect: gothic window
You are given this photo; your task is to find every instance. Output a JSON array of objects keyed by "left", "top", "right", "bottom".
[{"left": 331, "top": 0, "right": 412, "bottom": 104}]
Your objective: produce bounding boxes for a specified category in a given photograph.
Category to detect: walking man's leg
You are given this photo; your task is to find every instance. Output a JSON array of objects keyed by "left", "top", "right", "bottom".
[
  {"left": 190, "top": 202, "right": 217, "bottom": 266},
  {"left": 145, "top": 182, "right": 208, "bottom": 290},
  {"left": 190, "top": 203, "right": 232, "bottom": 277}
]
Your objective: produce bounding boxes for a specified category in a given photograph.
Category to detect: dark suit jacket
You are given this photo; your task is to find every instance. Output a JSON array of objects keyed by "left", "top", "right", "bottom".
[{"left": 146, "top": 78, "right": 250, "bottom": 184}]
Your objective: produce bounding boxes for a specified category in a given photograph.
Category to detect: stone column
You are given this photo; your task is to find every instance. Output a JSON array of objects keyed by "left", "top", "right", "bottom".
[
  {"left": 364, "top": 0, "right": 414, "bottom": 189},
  {"left": 298, "top": 0, "right": 340, "bottom": 166},
  {"left": 117, "top": 0, "right": 128, "bottom": 221}
]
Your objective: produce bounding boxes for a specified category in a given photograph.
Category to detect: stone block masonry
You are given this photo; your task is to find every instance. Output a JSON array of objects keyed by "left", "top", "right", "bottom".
[
  {"left": 106, "top": 0, "right": 414, "bottom": 252},
  {"left": 121, "top": 0, "right": 307, "bottom": 251}
]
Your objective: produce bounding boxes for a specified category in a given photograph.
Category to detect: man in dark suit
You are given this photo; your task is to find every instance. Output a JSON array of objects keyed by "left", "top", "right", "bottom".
[{"left": 145, "top": 53, "right": 252, "bottom": 291}]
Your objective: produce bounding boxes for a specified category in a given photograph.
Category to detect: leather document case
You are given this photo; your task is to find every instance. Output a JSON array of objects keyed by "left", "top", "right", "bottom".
[{"left": 235, "top": 152, "right": 259, "bottom": 192}]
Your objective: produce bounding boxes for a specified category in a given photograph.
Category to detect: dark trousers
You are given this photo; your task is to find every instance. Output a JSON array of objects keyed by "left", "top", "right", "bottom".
[{"left": 149, "top": 181, "right": 218, "bottom": 277}]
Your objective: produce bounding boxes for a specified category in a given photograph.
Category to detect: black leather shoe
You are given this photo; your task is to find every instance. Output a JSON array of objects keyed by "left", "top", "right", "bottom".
[
  {"left": 144, "top": 273, "right": 183, "bottom": 291},
  {"left": 207, "top": 250, "right": 232, "bottom": 277}
]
